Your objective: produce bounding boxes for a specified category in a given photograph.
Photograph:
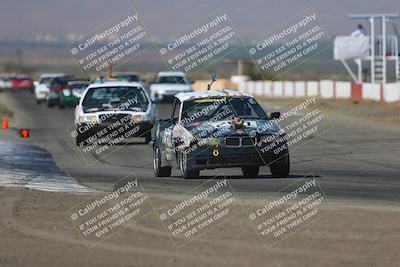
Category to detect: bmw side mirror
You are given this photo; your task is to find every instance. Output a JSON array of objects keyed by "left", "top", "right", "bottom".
[{"left": 270, "top": 112, "right": 281, "bottom": 119}]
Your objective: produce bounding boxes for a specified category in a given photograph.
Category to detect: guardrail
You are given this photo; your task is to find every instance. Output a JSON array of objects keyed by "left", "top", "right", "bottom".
[
  {"left": 192, "top": 78, "right": 400, "bottom": 103},
  {"left": 233, "top": 80, "right": 400, "bottom": 103}
]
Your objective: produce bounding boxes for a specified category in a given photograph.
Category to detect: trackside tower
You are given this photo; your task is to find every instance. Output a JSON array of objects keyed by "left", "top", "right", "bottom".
[{"left": 334, "top": 13, "right": 400, "bottom": 84}]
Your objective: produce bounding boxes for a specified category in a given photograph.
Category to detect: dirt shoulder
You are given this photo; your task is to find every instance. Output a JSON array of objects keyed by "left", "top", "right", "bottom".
[
  {"left": 257, "top": 97, "right": 400, "bottom": 127},
  {"left": 0, "top": 95, "right": 13, "bottom": 121},
  {"left": 1, "top": 186, "right": 399, "bottom": 267}
]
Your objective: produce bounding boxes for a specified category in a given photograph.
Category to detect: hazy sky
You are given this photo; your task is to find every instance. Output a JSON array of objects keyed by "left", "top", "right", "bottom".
[{"left": 0, "top": 0, "right": 399, "bottom": 41}]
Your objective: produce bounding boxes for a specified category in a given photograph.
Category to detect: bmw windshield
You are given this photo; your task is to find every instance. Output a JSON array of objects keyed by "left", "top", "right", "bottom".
[{"left": 181, "top": 97, "right": 267, "bottom": 123}]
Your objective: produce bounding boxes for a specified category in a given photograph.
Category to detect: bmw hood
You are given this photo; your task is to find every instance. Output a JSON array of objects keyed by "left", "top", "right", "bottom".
[{"left": 185, "top": 119, "right": 282, "bottom": 138}]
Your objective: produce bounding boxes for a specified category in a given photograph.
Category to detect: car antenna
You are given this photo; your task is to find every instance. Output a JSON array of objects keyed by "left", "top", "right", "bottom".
[
  {"left": 108, "top": 57, "right": 113, "bottom": 78},
  {"left": 207, "top": 74, "right": 216, "bottom": 91}
]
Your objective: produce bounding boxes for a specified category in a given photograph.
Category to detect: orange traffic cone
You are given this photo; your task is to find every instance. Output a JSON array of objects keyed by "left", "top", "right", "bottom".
[{"left": 2, "top": 116, "right": 8, "bottom": 129}]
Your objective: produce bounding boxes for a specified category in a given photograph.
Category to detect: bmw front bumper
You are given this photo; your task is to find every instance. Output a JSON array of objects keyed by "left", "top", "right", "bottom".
[
  {"left": 185, "top": 144, "right": 289, "bottom": 171},
  {"left": 76, "top": 121, "right": 153, "bottom": 142}
]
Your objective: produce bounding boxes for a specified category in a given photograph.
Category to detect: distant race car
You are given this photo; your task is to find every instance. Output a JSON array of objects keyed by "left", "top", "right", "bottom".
[
  {"left": 35, "top": 73, "right": 67, "bottom": 104},
  {"left": 74, "top": 80, "right": 155, "bottom": 146},
  {"left": 11, "top": 75, "right": 34, "bottom": 91},
  {"left": 59, "top": 80, "right": 89, "bottom": 108},
  {"left": 111, "top": 72, "right": 141, "bottom": 82},
  {"left": 46, "top": 76, "right": 73, "bottom": 107},
  {"left": 0, "top": 76, "right": 13, "bottom": 90},
  {"left": 152, "top": 90, "right": 290, "bottom": 178},
  {"left": 150, "top": 71, "right": 192, "bottom": 102}
]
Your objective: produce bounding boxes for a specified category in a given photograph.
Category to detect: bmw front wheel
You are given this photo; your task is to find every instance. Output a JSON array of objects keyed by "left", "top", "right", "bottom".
[
  {"left": 153, "top": 146, "right": 171, "bottom": 177},
  {"left": 179, "top": 152, "right": 199, "bottom": 179}
]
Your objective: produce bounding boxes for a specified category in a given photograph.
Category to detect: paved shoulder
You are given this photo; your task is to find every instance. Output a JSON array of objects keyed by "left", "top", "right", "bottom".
[{"left": 0, "top": 141, "right": 93, "bottom": 193}]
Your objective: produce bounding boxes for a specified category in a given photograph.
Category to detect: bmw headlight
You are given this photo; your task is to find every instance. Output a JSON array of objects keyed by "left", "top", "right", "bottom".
[
  {"left": 259, "top": 134, "right": 286, "bottom": 144},
  {"left": 78, "top": 115, "right": 98, "bottom": 124},
  {"left": 260, "top": 135, "right": 276, "bottom": 144},
  {"left": 197, "top": 137, "right": 220, "bottom": 147}
]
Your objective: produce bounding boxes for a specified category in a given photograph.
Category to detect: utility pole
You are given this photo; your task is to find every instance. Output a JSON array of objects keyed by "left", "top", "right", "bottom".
[{"left": 16, "top": 48, "right": 23, "bottom": 71}]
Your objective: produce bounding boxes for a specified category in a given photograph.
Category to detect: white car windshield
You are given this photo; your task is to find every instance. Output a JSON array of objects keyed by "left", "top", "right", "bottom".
[
  {"left": 82, "top": 86, "right": 149, "bottom": 112},
  {"left": 111, "top": 74, "right": 139, "bottom": 82},
  {"left": 39, "top": 77, "right": 55, "bottom": 85},
  {"left": 154, "top": 76, "right": 188, "bottom": 84}
]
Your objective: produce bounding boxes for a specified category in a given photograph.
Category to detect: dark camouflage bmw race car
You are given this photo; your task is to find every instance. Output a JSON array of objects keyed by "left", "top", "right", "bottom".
[{"left": 152, "top": 90, "right": 290, "bottom": 179}]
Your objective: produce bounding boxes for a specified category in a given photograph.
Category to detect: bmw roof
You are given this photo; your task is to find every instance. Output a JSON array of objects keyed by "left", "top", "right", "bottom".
[{"left": 175, "top": 90, "right": 251, "bottom": 102}]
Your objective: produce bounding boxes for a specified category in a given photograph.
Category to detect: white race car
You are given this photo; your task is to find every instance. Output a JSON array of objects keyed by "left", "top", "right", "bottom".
[
  {"left": 35, "top": 73, "right": 67, "bottom": 104},
  {"left": 150, "top": 71, "right": 192, "bottom": 102},
  {"left": 0, "top": 75, "right": 13, "bottom": 90},
  {"left": 74, "top": 80, "right": 155, "bottom": 146}
]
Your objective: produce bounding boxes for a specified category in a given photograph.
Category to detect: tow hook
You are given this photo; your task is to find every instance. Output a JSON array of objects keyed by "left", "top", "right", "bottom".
[{"left": 212, "top": 149, "right": 220, "bottom": 157}]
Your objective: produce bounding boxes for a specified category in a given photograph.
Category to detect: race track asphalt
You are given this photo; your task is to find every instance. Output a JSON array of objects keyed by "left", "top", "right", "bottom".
[{"left": 1, "top": 90, "right": 400, "bottom": 203}]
